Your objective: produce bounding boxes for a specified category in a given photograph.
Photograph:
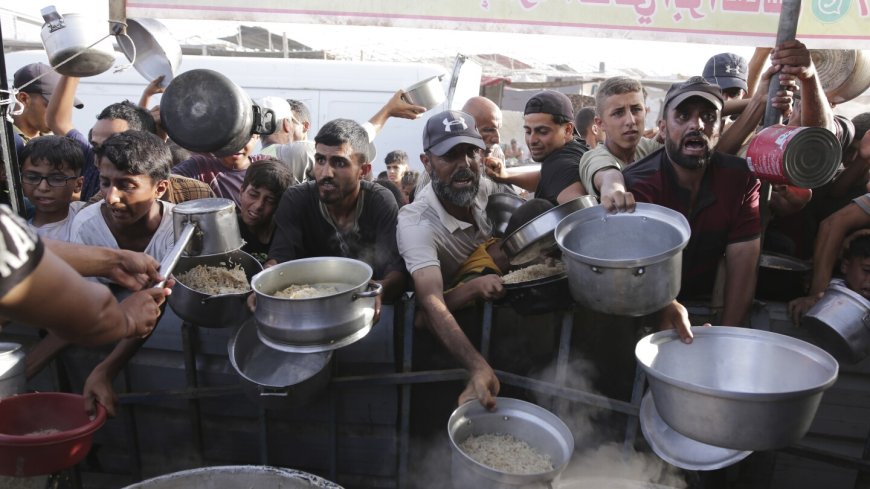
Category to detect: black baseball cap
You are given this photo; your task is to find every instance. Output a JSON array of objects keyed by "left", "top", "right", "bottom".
[
  {"left": 663, "top": 76, "right": 724, "bottom": 112},
  {"left": 14, "top": 62, "right": 84, "bottom": 109},
  {"left": 524, "top": 90, "right": 574, "bottom": 120},
  {"left": 423, "top": 110, "right": 485, "bottom": 156},
  {"left": 702, "top": 53, "right": 749, "bottom": 92}
]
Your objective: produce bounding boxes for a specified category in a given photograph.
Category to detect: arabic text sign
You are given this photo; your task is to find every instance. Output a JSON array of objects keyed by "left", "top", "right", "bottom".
[{"left": 127, "top": 0, "right": 870, "bottom": 47}]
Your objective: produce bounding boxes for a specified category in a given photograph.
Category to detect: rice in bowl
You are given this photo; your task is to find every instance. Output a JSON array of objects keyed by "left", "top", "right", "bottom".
[
  {"left": 459, "top": 433, "right": 554, "bottom": 474},
  {"left": 176, "top": 264, "right": 251, "bottom": 295}
]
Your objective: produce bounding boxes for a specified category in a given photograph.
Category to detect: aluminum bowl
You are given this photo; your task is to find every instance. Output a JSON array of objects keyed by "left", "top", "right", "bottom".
[
  {"left": 802, "top": 278, "right": 870, "bottom": 364},
  {"left": 117, "top": 18, "right": 182, "bottom": 88},
  {"left": 448, "top": 397, "right": 574, "bottom": 488},
  {"left": 122, "top": 465, "right": 342, "bottom": 488},
  {"left": 635, "top": 326, "right": 838, "bottom": 451},
  {"left": 502, "top": 196, "right": 596, "bottom": 266},
  {"left": 486, "top": 193, "right": 525, "bottom": 238}
]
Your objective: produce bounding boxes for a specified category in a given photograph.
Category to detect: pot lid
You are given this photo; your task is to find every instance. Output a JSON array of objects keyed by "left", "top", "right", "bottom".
[{"left": 639, "top": 392, "right": 751, "bottom": 471}]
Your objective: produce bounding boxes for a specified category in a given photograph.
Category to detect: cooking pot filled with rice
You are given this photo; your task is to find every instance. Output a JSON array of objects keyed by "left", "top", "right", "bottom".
[
  {"left": 498, "top": 260, "right": 573, "bottom": 316},
  {"left": 448, "top": 397, "right": 574, "bottom": 488},
  {"left": 251, "top": 257, "right": 383, "bottom": 353}
]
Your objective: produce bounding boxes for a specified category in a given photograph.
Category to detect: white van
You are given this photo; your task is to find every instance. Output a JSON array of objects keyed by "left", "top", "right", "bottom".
[{"left": 5, "top": 50, "right": 481, "bottom": 174}]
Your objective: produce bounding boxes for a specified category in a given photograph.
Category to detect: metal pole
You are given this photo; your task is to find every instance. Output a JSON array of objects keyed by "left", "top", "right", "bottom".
[
  {"left": 181, "top": 323, "right": 204, "bottom": 464},
  {"left": 398, "top": 293, "right": 415, "bottom": 489},
  {"left": 0, "top": 20, "right": 26, "bottom": 216},
  {"left": 762, "top": 0, "right": 802, "bottom": 128}
]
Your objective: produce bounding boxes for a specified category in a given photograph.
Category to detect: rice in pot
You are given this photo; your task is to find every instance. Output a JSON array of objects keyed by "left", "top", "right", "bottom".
[
  {"left": 273, "top": 283, "right": 345, "bottom": 299},
  {"left": 176, "top": 264, "right": 251, "bottom": 295},
  {"left": 459, "top": 433, "right": 553, "bottom": 474},
  {"left": 501, "top": 261, "right": 565, "bottom": 284}
]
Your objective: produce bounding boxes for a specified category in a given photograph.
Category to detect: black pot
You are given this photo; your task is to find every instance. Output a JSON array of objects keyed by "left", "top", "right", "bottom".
[
  {"left": 756, "top": 252, "right": 810, "bottom": 302},
  {"left": 498, "top": 273, "right": 573, "bottom": 316},
  {"left": 161, "top": 69, "right": 276, "bottom": 156}
]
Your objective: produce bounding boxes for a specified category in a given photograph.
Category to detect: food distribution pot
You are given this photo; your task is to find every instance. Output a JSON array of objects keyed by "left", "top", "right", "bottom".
[
  {"left": 402, "top": 75, "right": 445, "bottom": 110},
  {"left": 555, "top": 203, "right": 690, "bottom": 317},
  {"left": 172, "top": 198, "right": 243, "bottom": 257},
  {"left": 40, "top": 7, "right": 117, "bottom": 77},
  {"left": 802, "top": 278, "right": 870, "bottom": 364},
  {"left": 635, "top": 326, "right": 838, "bottom": 451},
  {"left": 117, "top": 18, "right": 182, "bottom": 88},
  {"left": 168, "top": 250, "right": 262, "bottom": 328},
  {"left": 122, "top": 465, "right": 342, "bottom": 488},
  {"left": 503, "top": 196, "right": 596, "bottom": 266},
  {"left": 252, "top": 257, "right": 382, "bottom": 352},
  {"left": 0, "top": 343, "right": 25, "bottom": 400},
  {"left": 498, "top": 273, "right": 572, "bottom": 316}
]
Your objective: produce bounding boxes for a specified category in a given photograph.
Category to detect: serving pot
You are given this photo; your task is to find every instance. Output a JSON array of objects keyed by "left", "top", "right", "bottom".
[
  {"left": 802, "top": 278, "right": 870, "bottom": 364},
  {"left": 402, "top": 75, "right": 445, "bottom": 110},
  {"left": 117, "top": 18, "right": 182, "bottom": 88},
  {"left": 487, "top": 193, "right": 525, "bottom": 238},
  {"left": 503, "top": 196, "right": 596, "bottom": 266},
  {"left": 635, "top": 326, "right": 838, "bottom": 451},
  {"left": 229, "top": 318, "right": 332, "bottom": 410},
  {"left": 168, "top": 250, "right": 262, "bottom": 328},
  {"left": 756, "top": 252, "right": 811, "bottom": 302},
  {"left": 0, "top": 343, "right": 25, "bottom": 400},
  {"left": 122, "top": 465, "right": 343, "bottom": 489},
  {"left": 448, "top": 397, "right": 574, "bottom": 489},
  {"left": 172, "top": 198, "right": 243, "bottom": 257},
  {"left": 498, "top": 273, "right": 572, "bottom": 316},
  {"left": 161, "top": 69, "right": 277, "bottom": 156},
  {"left": 252, "top": 257, "right": 382, "bottom": 353},
  {"left": 555, "top": 203, "right": 690, "bottom": 317},
  {"left": 40, "top": 7, "right": 118, "bottom": 77}
]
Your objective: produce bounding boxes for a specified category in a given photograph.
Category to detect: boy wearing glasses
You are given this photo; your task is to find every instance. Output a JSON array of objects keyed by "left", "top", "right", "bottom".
[{"left": 20, "top": 135, "right": 85, "bottom": 241}]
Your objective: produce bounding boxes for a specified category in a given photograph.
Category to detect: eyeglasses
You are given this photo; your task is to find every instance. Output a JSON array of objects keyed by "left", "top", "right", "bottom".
[{"left": 21, "top": 172, "right": 78, "bottom": 187}]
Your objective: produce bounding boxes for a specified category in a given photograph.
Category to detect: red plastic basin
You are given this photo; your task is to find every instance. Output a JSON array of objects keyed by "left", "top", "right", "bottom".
[{"left": 0, "top": 392, "right": 106, "bottom": 476}]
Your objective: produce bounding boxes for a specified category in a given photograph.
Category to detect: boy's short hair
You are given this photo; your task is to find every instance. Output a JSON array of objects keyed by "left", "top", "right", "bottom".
[
  {"left": 96, "top": 130, "right": 171, "bottom": 182},
  {"left": 242, "top": 158, "right": 293, "bottom": 198},
  {"left": 843, "top": 232, "right": 870, "bottom": 260},
  {"left": 19, "top": 135, "right": 84, "bottom": 175},
  {"left": 97, "top": 100, "right": 157, "bottom": 135},
  {"left": 385, "top": 150, "right": 408, "bottom": 165},
  {"left": 574, "top": 107, "right": 596, "bottom": 136},
  {"left": 595, "top": 76, "right": 644, "bottom": 117}
]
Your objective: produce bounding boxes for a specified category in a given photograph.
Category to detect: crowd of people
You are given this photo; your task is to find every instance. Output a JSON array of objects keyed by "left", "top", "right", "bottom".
[{"left": 3, "top": 39, "right": 870, "bottom": 448}]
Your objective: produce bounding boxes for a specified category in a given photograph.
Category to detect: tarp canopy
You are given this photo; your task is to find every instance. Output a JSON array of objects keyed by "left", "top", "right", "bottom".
[{"left": 127, "top": 0, "right": 870, "bottom": 48}]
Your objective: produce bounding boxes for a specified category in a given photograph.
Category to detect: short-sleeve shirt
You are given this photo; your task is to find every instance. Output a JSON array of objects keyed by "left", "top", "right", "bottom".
[
  {"left": 623, "top": 149, "right": 761, "bottom": 299},
  {"left": 397, "top": 178, "right": 497, "bottom": 284},
  {"left": 66, "top": 128, "right": 101, "bottom": 202},
  {"left": 268, "top": 180, "right": 403, "bottom": 280},
  {"left": 0, "top": 204, "right": 44, "bottom": 298},
  {"left": 534, "top": 138, "right": 588, "bottom": 205},
  {"left": 70, "top": 200, "right": 176, "bottom": 263},
  {"left": 579, "top": 138, "right": 662, "bottom": 198},
  {"left": 172, "top": 154, "right": 269, "bottom": 206},
  {"left": 28, "top": 201, "right": 87, "bottom": 242}
]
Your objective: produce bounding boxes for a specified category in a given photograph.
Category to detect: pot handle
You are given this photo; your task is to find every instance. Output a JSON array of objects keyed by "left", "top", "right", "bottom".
[
  {"left": 353, "top": 281, "right": 383, "bottom": 300},
  {"left": 40, "top": 6, "right": 64, "bottom": 31}
]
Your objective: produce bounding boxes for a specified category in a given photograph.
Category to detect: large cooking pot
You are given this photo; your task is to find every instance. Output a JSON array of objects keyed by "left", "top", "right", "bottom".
[
  {"left": 122, "top": 465, "right": 343, "bottom": 488},
  {"left": 229, "top": 318, "right": 332, "bottom": 410},
  {"left": 498, "top": 273, "right": 572, "bottom": 316},
  {"left": 40, "top": 6, "right": 118, "bottom": 77},
  {"left": 756, "top": 252, "right": 810, "bottom": 302},
  {"left": 448, "top": 397, "right": 574, "bottom": 489},
  {"left": 117, "top": 18, "right": 182, "bottom": 88},
  {"left": 172, "top": 198, "right": 243, "bottom": 257},
  {"left": 503, "top": 196, "right": 596, "bottom": 266},
  {"left": 169, "top": 250, "right": 262, "bottom": 328},
  {"left": 555, "top": 203, "right": 690, "bottom": 317},
  {"left": 252, "top": 257, "right": 382, "bottom": 353},
  {"left": 802, "top": 278, "right": 870, "bottom": 364},
  {"left": 0, "top": 343, "right": 25, "bottom": 400},
  {"left": 161, "top": 69, "right": 277, "bottom": 156},
  {"left": 811, "top": 49, "right": 870, "bottom": 105},
  {"left": 636, "top": 326, "right": 838, "bottom": 451},
  {"left": 402, "top": 75, "right": 446, "bottom": 110}
]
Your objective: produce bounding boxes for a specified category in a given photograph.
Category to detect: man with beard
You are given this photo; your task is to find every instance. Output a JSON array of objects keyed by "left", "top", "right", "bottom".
[
  {"left": 623, "top": 77, "right": 761, "bottom": 326},
  {"left": 265, "top": 119, "right": 405, "bottom": 302},
  {"left": 397, "top": 110, "right": 503, "bottom": 410}
]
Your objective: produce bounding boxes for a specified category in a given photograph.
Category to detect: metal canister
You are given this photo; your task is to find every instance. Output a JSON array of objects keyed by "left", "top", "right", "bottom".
[
  {"left": 746, "top": 124, "right": 841, "bottom": 189},
  {"left": 0, "top": 342, "right": 26, "bottom": 399}
]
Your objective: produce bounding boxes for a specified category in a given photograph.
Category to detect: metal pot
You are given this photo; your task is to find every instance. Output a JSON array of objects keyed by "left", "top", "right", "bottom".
[
  {"left": 503, "top": 196, "right": 596, "bottom": 266},
  {"left": 117, "top": 18, "right": 182, "bottom": 88},
  {"left": 802, "top": 278, "right": 870, "bottom": 364},
  {"left": 0, "top": 343, "right": 25, "bottom": 400},
  {"left": 122, "top": 465, "right": 343, "bottom": 489},
  {"left": 448, "top": 397, "right": 574, "bottom": 489},
  {"left": 172, "top": 198, "right": 243, "bottom": 257},
  {"left": 811, "top": 49, "right": 870, "bottom": 105},
  {"left": 402, "top": 75, "right": 445, "bottom": 110},
  {"left": 555, "top": 203, "right": 690, "bottom": 317},
  {"left": 161, "top": 69, "right": 276, "bottom": 156},
  {"left": 229, "top": 318, "right": 332, "bottom": 410},
  {"left": 168, "top": 250, "right": 262, "bottom": 328},
  {"left": 252, "top": 257, "right": 382, "bottom": 353},
  {"left": 40, "top": 7, "right": 117, "bottom": 77},
  {"left": 756, "top": 252, "right": 810, "bottom": 302},
  {"left": 635, "top": 326, "right": 838, "bottom": 451},
  {"left": 498, "top": 273, "right": 572, "bottom": 316},
  {"left": 487, "top": 193, "right": 525, "bottom": 238}
]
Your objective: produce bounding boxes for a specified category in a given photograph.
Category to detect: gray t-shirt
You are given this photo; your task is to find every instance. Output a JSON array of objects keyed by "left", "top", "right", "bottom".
[{"left": 579, "top": 138, "right": 662, "bottom": 198}]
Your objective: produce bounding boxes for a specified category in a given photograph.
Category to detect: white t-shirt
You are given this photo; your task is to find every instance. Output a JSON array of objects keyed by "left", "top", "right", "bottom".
[
  {"left": 28, "top": 201, "right": 86, "bottom": 242},
  {"left": 70, "top": 200, "right": 176, "bottom": 263}
]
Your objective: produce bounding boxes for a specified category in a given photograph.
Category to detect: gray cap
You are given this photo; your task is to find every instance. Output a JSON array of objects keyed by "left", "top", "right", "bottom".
[{"left": 422, "top": 110, "right": 484, "bottom": 156}]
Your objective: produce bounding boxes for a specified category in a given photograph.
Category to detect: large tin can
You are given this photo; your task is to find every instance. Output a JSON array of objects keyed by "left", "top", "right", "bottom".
[{"left": 746, "top": 124, "right": 841, "bottom": 188}]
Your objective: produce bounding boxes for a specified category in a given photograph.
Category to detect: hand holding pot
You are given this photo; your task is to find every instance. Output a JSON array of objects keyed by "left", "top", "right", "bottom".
[
  {"left": 83, "top": 367, "right": 118, "bottom": 418},
  {"left": 386, "top": 90, "right": 427, "bottom": 120},
  {"left": 788, "top": 292, "right": 824, "bottom": 326},
  {"left": 459, "top": 366, "right": 500, "bottom": 411},
  {"left": 119, "top": 282, "right": 173, "bottom": 339},
  {"left": 657, "top": 300, "right": 695, "bottom": 344},
  {"left": 108, "top": 249, "right": 164, "bottom": 291}
]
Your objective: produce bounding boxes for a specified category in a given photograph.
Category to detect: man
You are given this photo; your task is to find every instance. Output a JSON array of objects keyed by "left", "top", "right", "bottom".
[
  {"left": 384, "top": 150, "right": 409, "bottom": 187},
  {"left": 256, "top": 96, "right": 294, "bottom": 157},
  {"left": 397, "top": 110, "right": 504, "bottom": 410},
  {"left": 287, "top": 99, "right": 312, "bottom": 142},
  {"left": 574, "top": 107, "right": 604, "bottom": 149},
  {"left": 702, "top": 53, "right": 749, "bottom": 101},
  {"left": 485, "top": 91, "right": 587, "bottom": 205},
  {"left": 266, "top": 119, "right": 406, "bottom": 303},
  {"left": 623, "top": 77, "right": 761, "bottom": 327},
  {"left": 11, "top": 62, "right": 84, "bottom": 153}
]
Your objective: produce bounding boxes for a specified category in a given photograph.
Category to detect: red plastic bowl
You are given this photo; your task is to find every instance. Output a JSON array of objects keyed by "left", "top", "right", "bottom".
[{"left": 0, "top": 392, "right": 107, "bottom": 476}]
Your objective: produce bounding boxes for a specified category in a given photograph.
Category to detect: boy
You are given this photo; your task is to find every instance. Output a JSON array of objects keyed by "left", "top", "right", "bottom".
[
  {"left": 237, "top": 158, "right": 293, "bottom": 263},
  {"left": 19, "top": 135, "right": 85, "bottom": 241},
  {"left": 839, "top": 232, "right": 870, "bottom": 300}
]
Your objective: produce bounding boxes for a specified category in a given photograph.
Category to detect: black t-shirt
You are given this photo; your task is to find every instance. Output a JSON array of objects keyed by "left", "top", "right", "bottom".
[
  {"left": 238, "top": 213, "right": 272, "bottom": 264},
  {"left": 535, "top": 138, "right": 588, "bottom": 205},
  {"left": 268, "top": 180, "right": 404, "bottom": 279},
  {"left": 0, "top": 205, "right": 44, "bottom": 297}
]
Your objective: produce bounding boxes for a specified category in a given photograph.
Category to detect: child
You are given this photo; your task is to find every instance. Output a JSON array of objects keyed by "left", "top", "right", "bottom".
[
  {"left": 237, "top": 158, "right": 293, "bottom": 263},
  {"left": 19, "top": 135, "right": 85, "bottom": 241},
  {"left": 839, "top": 231, "right": 870, "bottom": 300}
]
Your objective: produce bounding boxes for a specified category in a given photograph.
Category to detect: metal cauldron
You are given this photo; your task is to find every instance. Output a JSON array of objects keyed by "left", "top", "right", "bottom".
[
  {"left": 40, "top": 7, "right": 117, "bottom": 77},
  {"left": 252, "top": 257, "right": 382, "bottom": 353},
  {"left": 555, "top": 203, "right": 690, "bottom": 317},
  {"left": 502, "top": 196, "right": 596, "bottom": 266},
  {"left": 168, "top": 250, "right": 262, "bottom": 328},
  {"left": 802, "top": 278, "right": 870, "bottom": 364}
]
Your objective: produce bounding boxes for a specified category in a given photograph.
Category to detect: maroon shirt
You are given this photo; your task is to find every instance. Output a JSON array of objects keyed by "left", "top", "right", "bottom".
[
  {"left": 172, "top": 154, "right": 269, "bottom": 206},
  {"left": 623, "top": 148, "right": 761, "bottom": 299}
]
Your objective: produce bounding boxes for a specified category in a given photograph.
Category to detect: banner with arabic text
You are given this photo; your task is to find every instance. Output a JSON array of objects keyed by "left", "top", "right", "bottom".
[{"left": 127, "top": 0, "right": 870, "bottom": 48}]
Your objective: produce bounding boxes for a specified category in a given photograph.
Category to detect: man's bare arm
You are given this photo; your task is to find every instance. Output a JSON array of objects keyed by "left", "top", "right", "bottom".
[
  {"left": 45, "top": 75, "right": 79, "bottom": 136},
  {"left": 721, "top": 238, "right": 761, "bottom": 326}
]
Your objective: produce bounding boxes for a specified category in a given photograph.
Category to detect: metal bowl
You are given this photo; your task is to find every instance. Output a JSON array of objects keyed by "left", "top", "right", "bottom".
[
  {"left": 402, "top": 75, "right": 445, "bottom": 110},
  {"left": 502, "top": 196, "right": 595, "bottom": 266},
  {"left": 117, "top": 18, "right": 182, "bottom": 88},
  {"left": 122, "top": 465, "right": 342, "bottom": 488},
  {"left": 635, "top": 326, "right": 838, "bottom": 451},
  {"left": 448, "top": 397, "right": 574, "bottom": 488},
  {"left": 486, "top": 193, "right": 525, "bottom": 238},
  {"left": 802, "top": 278, "right": 870, "bottom": 364}
]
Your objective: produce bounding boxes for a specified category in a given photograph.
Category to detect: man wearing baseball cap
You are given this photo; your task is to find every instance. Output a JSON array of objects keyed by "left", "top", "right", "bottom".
[
  {"left": 623, "top": 76, "right": 761, "bottom": 330},
  {"left": 485, "top": 90, "right": 588, "bottom": 205},
  {"left": 11, "top": 62, "right": 83, "bottom": 153},
  {"left": 702, "top": 53, "right": 749, "bottom": 101},
  {"left": 397, "top": 110, "right": 504, "bottom": 411}
]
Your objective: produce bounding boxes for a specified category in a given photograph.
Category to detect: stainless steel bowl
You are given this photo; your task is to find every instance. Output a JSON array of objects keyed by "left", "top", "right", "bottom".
[
  {"left": 502, "top": 196, "right": 595, "bottom": 266},
  {"left": 486, "top": 193, "right": 525, "bottom": 238},
  {"left": 636, "top": 326, "right": 838, "bottom": 451},
  {"left": 122, "top": 465, "right": 343, "bottom": 488},
  {"left": 448, "top": 397, "right": 574, "bottom": 488},
  {"left": 117, "top": 18, "right": 182, "bottom": 88},
  {"left": 802, "top": 278, "right": 870, "bottom": 364},
  {"left": 402, "top": 75, "right": 445, "bottom": 110}
]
